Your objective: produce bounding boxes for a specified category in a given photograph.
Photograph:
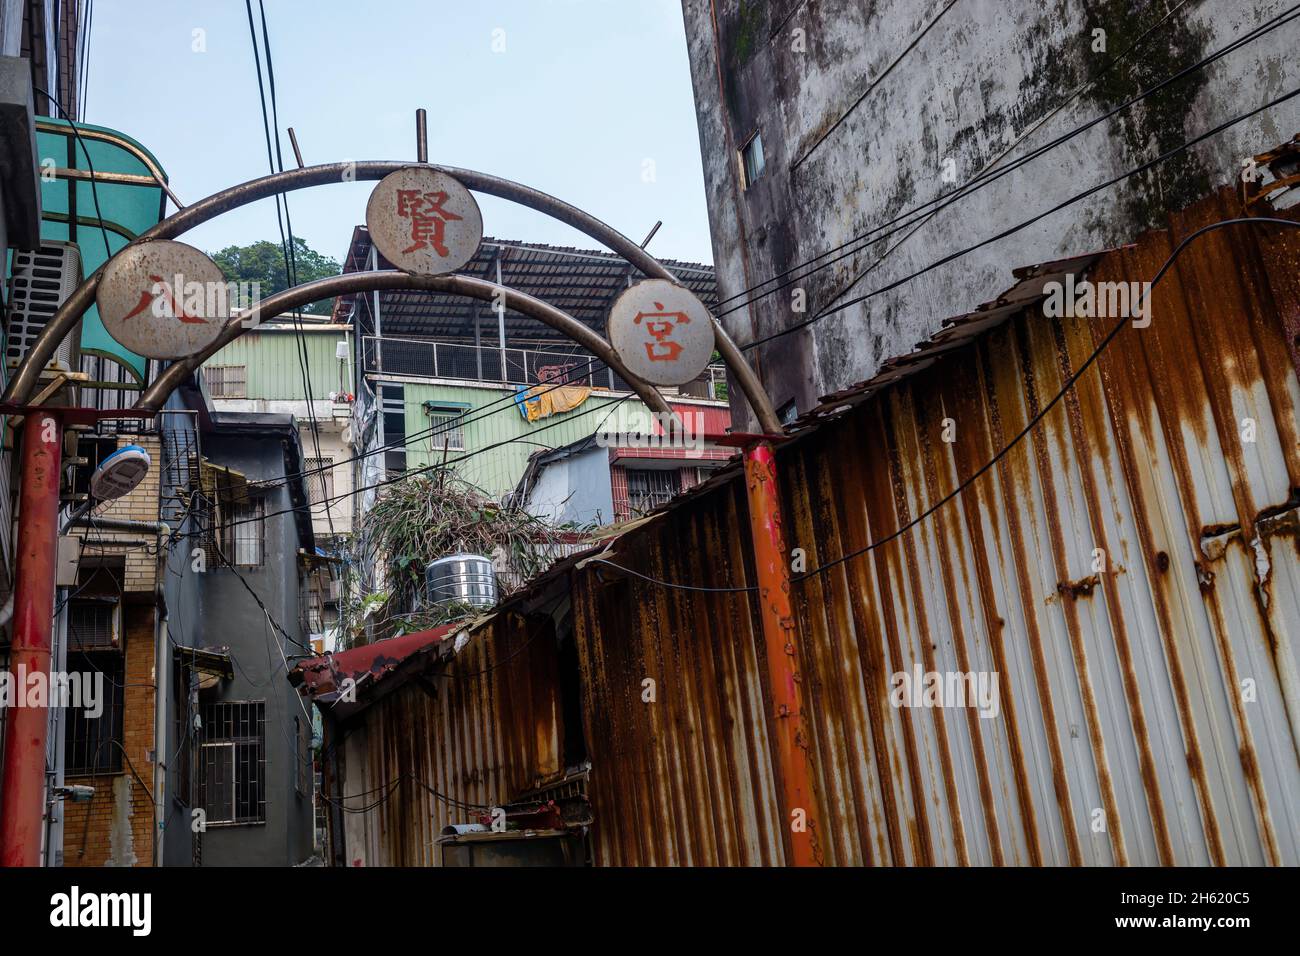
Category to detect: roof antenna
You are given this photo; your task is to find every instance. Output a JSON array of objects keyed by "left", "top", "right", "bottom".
[{"left": 416, "top": 108, "right": 428, "bottom": 164}]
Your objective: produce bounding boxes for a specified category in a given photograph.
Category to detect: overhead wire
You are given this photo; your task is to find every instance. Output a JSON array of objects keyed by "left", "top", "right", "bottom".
[{"left": 588, "top": 216, "right": 1300, "bottom": 592}]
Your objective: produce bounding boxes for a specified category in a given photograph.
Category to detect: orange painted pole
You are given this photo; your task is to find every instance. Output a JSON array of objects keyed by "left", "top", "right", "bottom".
[
  {"left": 0, "top": 412, "right": 63, "bottom": 866},
  {"left": 742, "top": 438, "right": 822, "bottom": 866}
]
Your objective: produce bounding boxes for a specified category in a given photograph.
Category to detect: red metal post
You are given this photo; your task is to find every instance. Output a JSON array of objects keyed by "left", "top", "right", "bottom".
[
  {"left": 0, "top": 411, "right": 63, "bottom": 866},
  {"left": 742, "top": 438, "right": 822, "bottom": 866}
]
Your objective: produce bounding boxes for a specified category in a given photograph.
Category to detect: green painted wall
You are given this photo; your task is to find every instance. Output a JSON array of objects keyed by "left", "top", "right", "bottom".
[
  {"left": 394, "top": 381, "right": 657, "bottom": 497},
  {"left": 204, "top": 329, "right": 351, "bottom": 400}
]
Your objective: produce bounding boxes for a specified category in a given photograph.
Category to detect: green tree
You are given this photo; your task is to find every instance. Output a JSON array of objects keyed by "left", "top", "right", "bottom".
[{"left": 210, "top": 237, "right": 342, "bottom": 316}]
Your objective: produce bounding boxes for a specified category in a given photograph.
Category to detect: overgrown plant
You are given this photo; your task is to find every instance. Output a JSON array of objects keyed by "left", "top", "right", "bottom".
[{"left": 338, "top": 470, "right": 576, "bottom": 646}]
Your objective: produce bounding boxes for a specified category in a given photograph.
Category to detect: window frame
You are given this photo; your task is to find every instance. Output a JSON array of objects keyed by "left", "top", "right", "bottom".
[
  {"left": 304, "top": 457, "right": 335, "bottom": 506},
  {"left": 199, "top": 700, "right": 266, "bottom": 826},
  {"left": 739, "top": 130, "right": 766, "bottom": 190},
  {"left": 203, "top": 364, "right": 248, "bottom": 399},
  {"left": 62, "top": 649, "right": 126, "bottom": 775},
  {"left": 425, "top": 402, "right": 467, "bottom": 452}
]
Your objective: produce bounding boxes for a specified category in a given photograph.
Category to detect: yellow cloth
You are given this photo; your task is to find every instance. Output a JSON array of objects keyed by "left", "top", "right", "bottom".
[{"left": 521, "top": 383, "right": 591, "bottom": 422}]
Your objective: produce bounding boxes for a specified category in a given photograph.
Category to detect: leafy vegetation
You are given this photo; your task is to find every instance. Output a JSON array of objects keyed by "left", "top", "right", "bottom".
[
  {"left": 339, "top": 470, "right": 578, "bottom": 645},
  {"left": 210, "top": 237, "right": 342, "bottom": 316}
]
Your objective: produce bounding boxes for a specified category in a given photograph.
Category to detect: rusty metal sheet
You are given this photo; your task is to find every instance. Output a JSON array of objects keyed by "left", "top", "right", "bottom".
[
  {"left": 325, "top": 611, "right": 566, "bottom": 866},
  {"left": 565, "top": 186, "right": 1300, "bottom": 866},
  {"left": 329, "top": 187, "right": 1300, "bottom": 867}
]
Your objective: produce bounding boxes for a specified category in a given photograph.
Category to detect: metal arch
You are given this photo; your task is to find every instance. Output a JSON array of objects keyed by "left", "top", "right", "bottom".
[
  {"left": 136, "top": 271, "right": 675, "bottom": 417},
  {"left": 5, "top": 161, "right": 780, "bottom": 432}
]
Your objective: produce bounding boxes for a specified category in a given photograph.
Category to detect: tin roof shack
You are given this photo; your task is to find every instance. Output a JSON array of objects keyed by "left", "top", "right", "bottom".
[
  {"left": 301, "top": 185, "right": 1300, "bottom": 866},
  {"left": 681, "top": 0, "right": 1297, "bottom": 430},
  {"left": 159, "top": 399, "right": 321, "bottom": 867},
  {"left": 292, "top": 587, "right": 588, "bottom": 867}
]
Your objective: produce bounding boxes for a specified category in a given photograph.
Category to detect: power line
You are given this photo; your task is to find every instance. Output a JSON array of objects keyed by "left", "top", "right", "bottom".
[
  {"left": 708, "top": 2, "right": 1294, "bottom": 323},
  {"left": 244, "top": 0, "right": 337, "bottom": 543},
  {"left": 741, "top": 83, "right": 1300, "bottom": 350},
  {"left": 174, "top": 392, "right": 635, "bottom": 537},
  {"left": 590, "top": 217, "right": 1300, "bottom": 592}
]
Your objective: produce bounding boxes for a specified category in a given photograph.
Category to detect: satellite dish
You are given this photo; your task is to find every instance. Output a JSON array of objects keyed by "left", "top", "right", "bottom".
[{"left": 91, "top": 445, "right": 151, "bottom": 501}]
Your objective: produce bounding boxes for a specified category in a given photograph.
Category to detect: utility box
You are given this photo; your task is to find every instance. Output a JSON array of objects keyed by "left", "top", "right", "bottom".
[{"left": 436, "top": 828, "right": 585, "bottom": 867}]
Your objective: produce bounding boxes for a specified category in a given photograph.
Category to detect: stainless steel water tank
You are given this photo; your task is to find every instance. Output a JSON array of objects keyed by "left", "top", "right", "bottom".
[{"left": 426, "top": 553, "right": 498, "bottom": 608}]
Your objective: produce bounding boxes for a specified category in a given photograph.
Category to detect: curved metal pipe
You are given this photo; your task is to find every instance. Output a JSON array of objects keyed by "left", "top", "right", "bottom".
[
  {"left": 136, "top": 271, "right": 674, "bottom": 418},
  {"left": 6, "top": 161, "right": 780, "bottom": 432}
]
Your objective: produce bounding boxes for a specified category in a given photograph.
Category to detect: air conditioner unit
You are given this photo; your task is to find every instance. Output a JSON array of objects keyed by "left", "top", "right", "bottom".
[{"left": 5, "top": 240, "right": 84, "bottom": 376}]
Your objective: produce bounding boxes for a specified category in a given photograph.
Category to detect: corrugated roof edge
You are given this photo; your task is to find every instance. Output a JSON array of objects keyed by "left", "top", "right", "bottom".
[{"left": 481, "top": 244, "right": 1126, "bottom": 616}]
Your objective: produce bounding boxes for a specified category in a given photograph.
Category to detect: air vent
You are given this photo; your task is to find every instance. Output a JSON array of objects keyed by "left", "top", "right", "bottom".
[{"left": 5, "top": 240, "right": 84, "bottom": 374}]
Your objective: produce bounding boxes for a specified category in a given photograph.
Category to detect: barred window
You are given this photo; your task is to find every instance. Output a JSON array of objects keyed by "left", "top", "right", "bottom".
[
  {"left": 67, "top": 599, "right": 120, "bottom": 651},
  {"left": 426, "top": 404, "right": 465, "bottom": 451},
  {"left": 63, "top": 651, "right": 125, "bottom": 774},
  {"left": 207, "top": 497, "right": 265, "bottom": 568},
  {"left": 203, "top": 365, "right": 247, "bottom": 399},
  {"left": 304, "top": 458, "right": 334, "bottom": 505},
  {"left": 627, "top": 468, "right": 677, "bottom": 515},
  {"left": 200, "top": 700, "right": 265, "bottom": 825}
]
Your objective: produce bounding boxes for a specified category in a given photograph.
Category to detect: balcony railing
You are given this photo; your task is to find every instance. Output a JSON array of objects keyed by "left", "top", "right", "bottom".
[{"left": 362, "top": 335, "right": 728, "bottom": 400}]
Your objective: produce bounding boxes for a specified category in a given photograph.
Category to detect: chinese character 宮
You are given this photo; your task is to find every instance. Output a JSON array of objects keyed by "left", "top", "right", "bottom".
[{"left": 633, "top": 301, "right": 690, "bottom": 362}]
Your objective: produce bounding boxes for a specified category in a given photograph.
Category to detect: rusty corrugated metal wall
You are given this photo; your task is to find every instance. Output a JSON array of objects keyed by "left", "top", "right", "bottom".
[
  {"left": 334, "top": 610, "right": 565, "bottom": 866},
  {"left": 571, "top": 190, "right": 1300, "bottom": 866}
]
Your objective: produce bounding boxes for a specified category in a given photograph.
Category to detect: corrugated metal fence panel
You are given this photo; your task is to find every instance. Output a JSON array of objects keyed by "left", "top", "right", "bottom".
[
  {"left": 573, "top": 486, "right": 785, "bottom": 865},
  {"left": 345, "top": 612, "right": 565, "bottom": 866},
  {"left": 571, "top": 190, "right": 1300, "bottom": 865}
]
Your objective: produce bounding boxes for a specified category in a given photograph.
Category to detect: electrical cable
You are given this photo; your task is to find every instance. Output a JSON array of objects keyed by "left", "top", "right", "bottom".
[
  {"left": 588, "top": 217, "right": 1300, "bottom": 592},
  {"left": 740, "top": 84, "right": 1300, "bottom": 350},
  {"left": 707, "top": 2, "right": 1293, "bottom": 322}
]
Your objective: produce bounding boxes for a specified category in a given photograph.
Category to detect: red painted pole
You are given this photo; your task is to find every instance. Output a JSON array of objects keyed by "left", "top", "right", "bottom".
[
  {"left": 742, "top": 438, "right": 822, "bottom": 866},
  {"left": 0, "top": 411, "right": 63, "bottom": 866}
]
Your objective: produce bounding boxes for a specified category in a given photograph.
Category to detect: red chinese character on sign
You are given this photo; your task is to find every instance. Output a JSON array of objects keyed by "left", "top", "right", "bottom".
[
  {"left": 122, "top": 274, "right": 209, "bottom": 324},
  {"left": 396, "top": 189, "right": 463, "bottom": 256},
  {"left": 633, "top": 301, "right": 690, "bottom": 362}
]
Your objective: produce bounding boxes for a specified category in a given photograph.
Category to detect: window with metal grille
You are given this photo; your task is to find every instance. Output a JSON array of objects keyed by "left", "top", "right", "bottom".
[
  {"left": 740, "top": 132, "right": 765, "bottom": 189},
  {"left": 203, "top": 365, "right": 247, "bottom": 398},
  {"left": 209, "top": 496, "right": 265, "bottom": 567},
  {"left": 199, "top": 700, "right": 265, "bottom": 825},
  {"left": 67, "top": 599, "right": 120, "bottom": 651},
  {"left": 627, "top": 469, "right": 678, "bottom": 515},
  {"left": 304, "top": 458, "right": 334, "bottom": 505},
  {"left": 63, "top": 651, "right": 125, "bottom": 774},
  {"left": 425, "top": 403, "right": 465, "bottom": 451}
]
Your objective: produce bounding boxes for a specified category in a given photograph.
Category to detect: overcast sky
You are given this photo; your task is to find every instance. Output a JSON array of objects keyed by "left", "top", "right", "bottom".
[{"left": 82, "top": 0, "right": 715, "bottom": 266}]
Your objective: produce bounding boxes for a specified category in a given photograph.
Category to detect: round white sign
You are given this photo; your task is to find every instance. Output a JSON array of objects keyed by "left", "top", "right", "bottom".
[
  {"left": 366, "top": 167, "right": 483, "bottom": 275},
  {"left": 96, "top": 240, "right": 231, "bottom": 360},
  {"left": 608, "top": 278, "right": 715, "bottom": 387}
]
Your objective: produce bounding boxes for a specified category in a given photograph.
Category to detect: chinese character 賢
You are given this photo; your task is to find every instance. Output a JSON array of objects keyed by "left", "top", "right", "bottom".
[{"left": 396, "top": 189, "right": 463, "bottom": 256}]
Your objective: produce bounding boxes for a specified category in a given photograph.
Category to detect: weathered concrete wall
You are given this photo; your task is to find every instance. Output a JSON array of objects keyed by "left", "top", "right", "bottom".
[{"left": 683, "top": 0, "right": 1299, "bottom": 428}]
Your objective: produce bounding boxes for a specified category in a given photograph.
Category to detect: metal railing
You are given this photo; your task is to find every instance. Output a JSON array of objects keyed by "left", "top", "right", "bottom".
[{"left": 361, "top": 335, "right": 728, "bottom": 400}]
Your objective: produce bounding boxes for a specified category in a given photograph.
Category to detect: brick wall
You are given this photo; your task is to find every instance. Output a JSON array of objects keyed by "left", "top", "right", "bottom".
[
  {"left": 60, "top": 600, "right": 157, "bottom": 865},
  {"left": 73, "top": 435, "right": 162, "bottom": 594}
]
